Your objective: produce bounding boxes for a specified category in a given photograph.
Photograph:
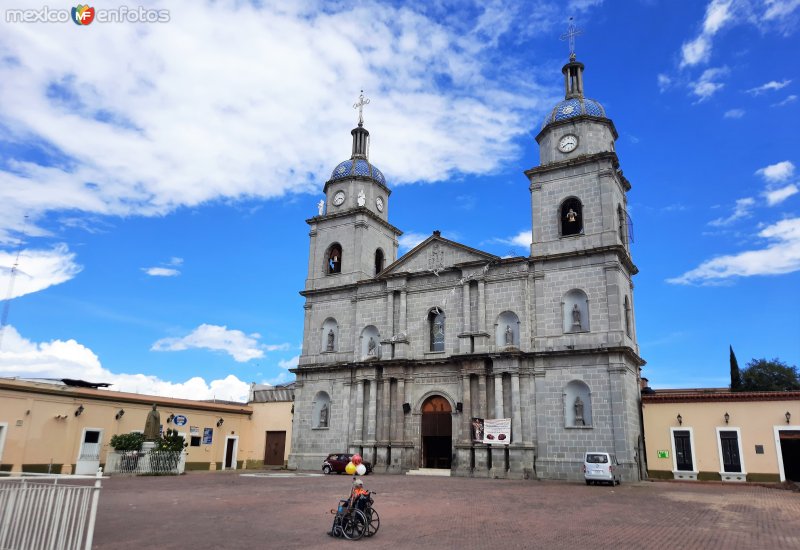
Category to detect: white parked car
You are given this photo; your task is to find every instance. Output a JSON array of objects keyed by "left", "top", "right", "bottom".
[{"left": 583, "top": 451, "right": 620, "bottom": 486}]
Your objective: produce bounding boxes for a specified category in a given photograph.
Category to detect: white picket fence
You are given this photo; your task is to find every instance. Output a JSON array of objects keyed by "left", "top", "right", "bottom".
[
  {"left": 0, "top": 470, "right": 103, "bottom": 550},
  {"left": 104, "top": 450, "right": 185, "bottom": 475}
]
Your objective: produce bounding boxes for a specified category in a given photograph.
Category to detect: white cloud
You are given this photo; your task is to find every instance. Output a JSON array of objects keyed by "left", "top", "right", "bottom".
[
  {"left": 708, "top": 197, "right": 754, "bottom": 226},
  {"left": 151, "top": 324, "right": 285, "bottom": 362},
  {"left": 398, "top": 232, "right": 429, "bottom": 252},
  {"left": 772, "top": 94, "right": 798, "bottom": 107},
  {"left": 756, "top": 160, "right": 795, "bottom": 182},
  {"left": 278, "top": 355, "right": 300, "bottom": 370},
  {"left": 0, "top": 325, "right": 252, "bottom": 401},
  {"left": 746, "top": 79, "right": 792, "bottom": 95},
  {"left": 723, "top": 108, "right": 745, "bottom": 118},
  {"left": 763, "top": 0, "right": 800, "bottom": 20},
  {"left": 567, "top": 0, "right": 604, "bottom": 10},
  {"left": 0, "top": 1, "right": 551, "bottom": 244},
  {"left": 668, "top": 217, "right": 800, "bottom": 284},
  {"left": 142, "top": 267, "right": 180, "bottom": 277},
  {"left": 690, "top": 67, "right": 729, "bottom": 101},
  {"left": 764, "top": 184, "right": 799, "bottom": 205},
  {"left": 657, "top": 73, "right": 673, "bottom": 92},
  {"left": 679, "top": 0, "right": 734, "bottom": 67},
  {"left": 0, "top": 244, "right": 82, "bottom": 300},
  {"left": 496, "top": 230, "right": 533, "bottom": 249}
]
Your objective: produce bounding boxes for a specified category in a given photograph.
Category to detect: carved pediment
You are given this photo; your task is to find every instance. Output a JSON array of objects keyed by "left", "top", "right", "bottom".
[{"left": 380, "top": 233, "right": 498, "bottom": 277}]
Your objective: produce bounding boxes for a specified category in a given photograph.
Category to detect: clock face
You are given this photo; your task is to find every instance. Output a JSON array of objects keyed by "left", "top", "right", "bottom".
[
  {"left": 558, "top": 134, "right": 578, "bottom": 153},
  {"left": 333, "top": 191, "right": 346, "bottom": 206},
  {"left": 376, "top": 197, "right": 384, "bottom": 212}
]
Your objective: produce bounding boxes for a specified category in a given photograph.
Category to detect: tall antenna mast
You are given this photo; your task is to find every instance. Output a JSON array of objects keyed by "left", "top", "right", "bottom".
[{"left": 0, "top": 215, "right": 29, "bottom": 351}]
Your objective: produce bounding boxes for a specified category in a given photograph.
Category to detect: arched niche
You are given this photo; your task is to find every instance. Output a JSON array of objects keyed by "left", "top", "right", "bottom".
[
  {"left": 564, "top": 380, "right": 592, "bottom": 427},
  {"left": 560, "top": 197, "right": 584, "bottom": 237},
  {"left": 495, "top": 311, "right": 520, "bottom": 348},
  {"left": 360, "top": 325, "right": 381, "bottom": 360},
  {"left": 312, "top": 391, "right": 331, "bottom": 429},
  {"left": 326, "top": 243, "right": 342, "bottom": 275},
  {"left": 563, "top": 289, "right": 589, "bottom": 333},
  {"left": 624, "top": 295, "right": 632, "bottom": 338},
  {"left": 321, "top": 318, "right": 339, "bottom": 353},
  {"left": 374, "top": 248, "right": 384, "bottom": 275}
]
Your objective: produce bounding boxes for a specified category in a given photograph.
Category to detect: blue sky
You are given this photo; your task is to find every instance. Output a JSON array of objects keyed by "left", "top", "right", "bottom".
[{"left": 0, "top": 0, "right": 798, "bottom": 401}]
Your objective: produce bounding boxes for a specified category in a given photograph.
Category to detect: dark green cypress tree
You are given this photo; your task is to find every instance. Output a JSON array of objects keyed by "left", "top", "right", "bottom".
[{"left": 729, "top": 345, "right": 741, "bottom": 391}]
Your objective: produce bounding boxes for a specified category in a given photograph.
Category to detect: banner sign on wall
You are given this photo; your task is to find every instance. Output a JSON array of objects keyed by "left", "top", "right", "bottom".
[
  {"left": 190, "top": 426, "right": 200, "bottom": 436},
  {"left": 202, "top": 427, "right": 213, "bottom": 445},
  {"left": 483, "top": 418, "right": 511, "bottom": 445}
]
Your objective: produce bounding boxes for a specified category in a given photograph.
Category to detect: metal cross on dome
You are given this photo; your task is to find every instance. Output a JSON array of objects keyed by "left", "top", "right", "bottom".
[
  {"left": 353, "top": 90, "right": 370, "bottom": 126},
  {"left": 560, "top": 17, "right": 583, "bottom": 60}
]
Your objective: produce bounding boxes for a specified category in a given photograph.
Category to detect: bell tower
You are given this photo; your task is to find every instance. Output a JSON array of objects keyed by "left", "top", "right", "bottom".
[{"left": 305, "top": 92, "right": 402, "bottom": 292}]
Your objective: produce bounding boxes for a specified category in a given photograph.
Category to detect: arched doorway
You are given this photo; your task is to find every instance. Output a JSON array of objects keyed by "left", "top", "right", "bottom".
[{"left": 421, "top": 395, "right": 452, "bottom": 469}]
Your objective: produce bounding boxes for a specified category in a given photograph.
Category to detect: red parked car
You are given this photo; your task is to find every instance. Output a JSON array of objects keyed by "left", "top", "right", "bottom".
[{"left": 322, "top": 453, "right": 373, "bottom": 475}]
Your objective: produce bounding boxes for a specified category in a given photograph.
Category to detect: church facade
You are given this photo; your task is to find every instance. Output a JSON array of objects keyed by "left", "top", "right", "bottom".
[{"left": 289, "top": 57, "right": 645, "bottom": 481}]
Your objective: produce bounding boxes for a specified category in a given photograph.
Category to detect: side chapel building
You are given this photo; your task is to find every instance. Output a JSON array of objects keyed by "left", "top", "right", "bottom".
[{"left": 289, "top": 53, "right": 646, "bottom": 481}]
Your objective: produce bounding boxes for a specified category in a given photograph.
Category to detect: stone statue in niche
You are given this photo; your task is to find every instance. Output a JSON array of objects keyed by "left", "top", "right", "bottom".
[
  {"left": 566, "top": 208, "right": 578, "bottom": 223},
  {"left": 143, "top": 404, "right": 160, "bottom": 440},
  {"left": 367, "top": 336, "right": 376, "bottom": 356},
  {"left": 357, "top": 189, "right": 366, "bottom": 207},
  {"left": 317, "top": 200, "right": 324, "bottom": 216},
  {"left": 505, "top": 325, "right": 513, "bottom": 346},
  {"left": 572, "top": 304, "right": 582, "bottom": 329},
  {"left": 574, "top": 396, "right": 585, "bottom": 426},
  {"left": 326, "top": 329, "right": 335, "bottom": 351},
  {"left": 319, "top": 403, "right": 328, "bottom": 427}
]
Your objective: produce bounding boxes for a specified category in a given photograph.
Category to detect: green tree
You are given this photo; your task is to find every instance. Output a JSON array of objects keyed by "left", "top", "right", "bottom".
[
  {"left": 740, "top": 358, "right": 800, "bottom": 392},
  {"left": 109, "top": 432, "right": 145, "bottom": 451},
  {"left": 729, "top": 345, "right": 742, "bottom": 391}
]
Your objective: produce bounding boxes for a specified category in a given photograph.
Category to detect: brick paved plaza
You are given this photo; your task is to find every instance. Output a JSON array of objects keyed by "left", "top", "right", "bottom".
[{"left": 93, "top": 471, "right": 800, "bottom": 549}]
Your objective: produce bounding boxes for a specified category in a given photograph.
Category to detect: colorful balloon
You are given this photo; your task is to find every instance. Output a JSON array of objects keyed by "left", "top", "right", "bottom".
[
  {"left": 352, "top": 454, "right": 362, "bottom": 466},
  {"left": 345, "top": 462, "right": 356, "bottom": 475},
  {"left": 355, "top": 463, "right": 367, "bottom": 476}
]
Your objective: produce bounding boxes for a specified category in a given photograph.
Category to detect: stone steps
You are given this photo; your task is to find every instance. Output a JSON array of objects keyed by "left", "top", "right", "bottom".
[{"left": 405, "top": 468, "right": 451, "bottom": 477}]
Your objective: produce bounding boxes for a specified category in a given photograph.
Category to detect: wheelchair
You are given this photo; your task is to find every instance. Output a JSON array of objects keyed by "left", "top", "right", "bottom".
[{"left": 329, "top": 492, "right": 380, "bottom": 540}]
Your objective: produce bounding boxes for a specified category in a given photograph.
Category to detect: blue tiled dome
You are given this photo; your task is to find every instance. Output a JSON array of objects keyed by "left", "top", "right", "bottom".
[
  {"left": 542, "top": 98, "right": 607, "bottom": 129},
  {"left": 330, "top": 158, "right": 386, "bottom": 185}
]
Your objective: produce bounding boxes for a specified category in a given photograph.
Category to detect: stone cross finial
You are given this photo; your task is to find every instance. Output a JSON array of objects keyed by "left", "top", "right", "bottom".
[
  {"left": 353, "top": 90, "right": 370, "bottom": 127},
  {"left": 560, "top": 17, "right": 583, "bottom": 60}
]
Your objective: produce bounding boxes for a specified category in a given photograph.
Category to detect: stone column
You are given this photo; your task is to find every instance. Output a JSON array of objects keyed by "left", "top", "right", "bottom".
[
  {"left": 460, "top": 281, "right": 471, "bottom": 353},
  {"left": 399, "top": 290, "right": 407, "bottom": 335},
  {"left": 394, "top": 377, "right": 405, "bottom": 443},
  {"left": 301, "top": 304, "right": 312, "bottom": 356},
  {"left": 386, "top": 291, "right": 394, "bottom": 335},
  {"left": 478, "top": 280, "right": 486, "bottom": 333},
  {"left": 494, "top": 374, "right": 503, "bottom": 419},
  {"left": 354, "top": 379, "right": 365, "bottom": 443},
  {"left": 381, "top": 378, "right": 391, "bottom": 442},
  {"left": 461, "top": 374, "right": 472, "bottom": 443},
  {"left": 366, "top": 379, "right": 377, "bottom": 444},
  {"left": 510, "top": 373, "right": 522, "bottom": 444},
  {"left": 473, "top": 373, "right": 489, "bottom": 477}
]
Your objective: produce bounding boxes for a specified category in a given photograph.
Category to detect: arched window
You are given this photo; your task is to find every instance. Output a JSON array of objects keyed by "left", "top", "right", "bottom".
[
  {"left": 624, "top": 296, "right": 632, "bottom": 338},
  {"left": 563, "top": 289, "right": 589, "bottom": 333},
  {"left": 321, "top": 318, "right": 338, "bottom": 353},
  {"left": 327, "top": 243, "right": 342, "bottom": 274},
  {"left": 374, "top": 248, "right": 384, "bottom": 275},
  {"left": 360, "top": 325, "right": 380, "bottom": 359},
  {"left": 564, "top": 380, "right": 592, "bottom": 427},
  {"left": 617, "top": 205, "right": 627, "bottom": 244},
  {"left": 312, "top": 391, "right": 331, "bottom": 428},
  {"left": 428, "top": 308, "right": 445, "bottom": 352},
  {"left": 495, "top": 311, "right": 520, "bottom": 348},
  {"left": 560, "top": 197, "right": 583, "bottom": 237}
]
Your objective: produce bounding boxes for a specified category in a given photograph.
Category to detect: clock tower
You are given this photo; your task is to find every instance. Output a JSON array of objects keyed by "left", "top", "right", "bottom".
[{"left": 304, "top": 93, "right": 402, "bottom": 293}]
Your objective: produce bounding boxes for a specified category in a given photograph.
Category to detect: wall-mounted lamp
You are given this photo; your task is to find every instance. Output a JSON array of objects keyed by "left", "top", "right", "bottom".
[
  {"left": 74, "top": 404, "right": 84, "bottom": 417},
  {"left": 115, "top": 409, "right": 125, "bottom": 420},
  {"left": 456, "top": 402, "right": 463, "bottom": 413},
  {"left": 787, "top": 411, "right": 792, "bottom": 424},
  {"left": 402, "top": 403, "right": 411, "bottom": 414},
  {"left": 167, "top": 414, "right": 175, "bottom": 423},
  {"left": 216, "top": 418, "right": 224, "bottom": 427},
  {"left": 724, "top": 412, "right": 730, "bottom": 424},
  {"left": 55, "top": 414, "right": 67, "bottom": 420},
  {"left": 677, "top": 414, "right": 683, "bottom": 426}
]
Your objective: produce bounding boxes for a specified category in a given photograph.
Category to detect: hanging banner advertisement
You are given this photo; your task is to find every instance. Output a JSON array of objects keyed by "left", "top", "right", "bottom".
[
  {"left": 471, "top": 418, "right": 484, "bottom": 443},
  {"left": 483, "top": 418, "right": 511, "bottom": 445},
  {"left": 202, "top": 427, "right": 214, "bottom": 444}
]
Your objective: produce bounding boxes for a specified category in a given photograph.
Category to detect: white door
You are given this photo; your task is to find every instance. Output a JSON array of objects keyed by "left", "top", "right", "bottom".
[{"left": 75, "top": 428, "right": 103, "bottom": 475}]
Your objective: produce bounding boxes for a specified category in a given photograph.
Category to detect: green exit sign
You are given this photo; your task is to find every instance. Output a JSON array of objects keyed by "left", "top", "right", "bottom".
[{"left": 657, "top": 450, "right": 669, "bottom": 459}]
